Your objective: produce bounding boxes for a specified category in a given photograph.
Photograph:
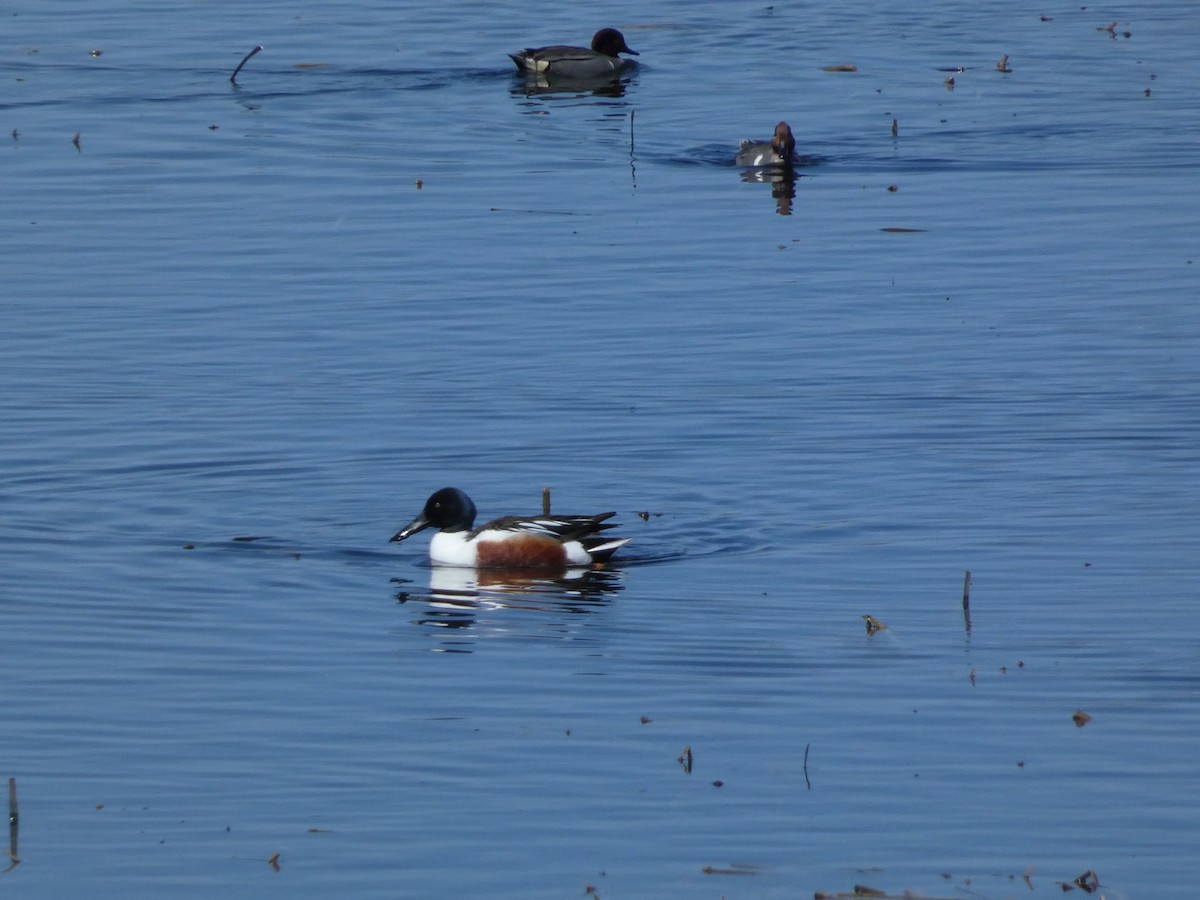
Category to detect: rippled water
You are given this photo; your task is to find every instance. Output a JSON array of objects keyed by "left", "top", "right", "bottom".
[{"left": 3, "top": 1, "right": 1199, "bottom": 896}]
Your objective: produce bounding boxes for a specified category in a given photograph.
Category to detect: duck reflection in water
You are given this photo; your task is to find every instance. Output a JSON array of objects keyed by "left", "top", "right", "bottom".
[
  {"left": 394, "top": 565, "right": 625, "bottom": 637},
  {"left": 742, "top": 166, "right": 798, "bottom": 216}
]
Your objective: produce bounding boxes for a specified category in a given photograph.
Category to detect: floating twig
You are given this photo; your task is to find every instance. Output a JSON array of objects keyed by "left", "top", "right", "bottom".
[
  {"left": 6, "top": 777, "right": 18, "bottom": 871},
  {"left": 702, "top": 865, "right": 757, "bottom": 876},
  {"left": 962, "top": 570, "right": 971, "bottom": 609},
  {"left": 803, "top": 743, "right": 812, "bottom": 790},
  {"left": 231, "top": 45, "right": 263, "bottom": 85}
]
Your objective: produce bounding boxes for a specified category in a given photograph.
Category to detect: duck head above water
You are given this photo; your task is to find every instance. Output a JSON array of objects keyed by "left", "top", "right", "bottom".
[{"left": 590, "top": 27, "right": 639, "bottom": 59}]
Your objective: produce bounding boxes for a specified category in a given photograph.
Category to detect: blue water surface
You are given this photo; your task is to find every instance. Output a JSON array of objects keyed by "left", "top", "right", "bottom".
[{"left": 3, "top": 1, "right": 1199, "bottom": 897}]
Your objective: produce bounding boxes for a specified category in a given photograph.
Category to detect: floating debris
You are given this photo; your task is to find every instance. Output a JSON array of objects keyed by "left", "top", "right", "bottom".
[
  {"left": 862, "top": 615, "right": 887, "bottom": 635},
  {"left": 891, "top": 118, "right": 898, "bottom": 138},
  {"left": 6, "top": 777, "right": 18, "bottom": 870},
  {"left": 1072, "top": 710, "right": 1093, "bottom": 728},
  {"left": 639, "top": 715, "right": 652, "bottom": 725},
  {"left": 822, "top": 64, "right": 858, "bottom": 72},
  {"left": 230, "top": 45, "right": 263, "bottom": 85},
  {"left": 72, "top": 132, "right": 82, "bottom": 151},
  {"left": 702, "top": 864, "right": 757, "bottom": 876},
  {"left": 677, "top": 746, "right": 693, "bottom": 774},
  {"left": 880, "top": 227, "right": 926, "bottom": 233},
  {"left": 1074, "top": 869, "right": 1100, "bottom": 892}
]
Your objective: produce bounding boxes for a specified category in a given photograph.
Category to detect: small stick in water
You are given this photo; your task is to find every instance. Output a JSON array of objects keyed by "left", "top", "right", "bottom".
[
  {"left": 7, "top": 777, "right": 18, "bottom": 869},
  {"left": 231, "top": 45, "right": 264, "bottom": 85},
  {"left": 962, "top": 570, "right": 972, "bottom": 609},
  {"left": 803, "top": 743, "right": 812, "bottom": 790},
  {"left": 541, "top": 487, "right": 551, "bottom": 515}
]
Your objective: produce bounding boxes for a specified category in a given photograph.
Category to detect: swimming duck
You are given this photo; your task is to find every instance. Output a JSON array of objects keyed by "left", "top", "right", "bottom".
[
  {"left": 508, "top": 28, "right": 639, "bottom": 79},
  {"left": 390, "top": 487, "right": 630, "bottom": 568},
  {"left": 736, "top": 121, "right": 798, "bottom": 167}
]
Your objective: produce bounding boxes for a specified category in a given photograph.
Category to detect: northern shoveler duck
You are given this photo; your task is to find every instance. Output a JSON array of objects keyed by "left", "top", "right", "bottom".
[
  {"left": 508, "top": 28, "right": 639, "bottom": 79},
  {"left": 736, "top": 121, "right": 799, "bottom": 167},
  {"left": 390, "top": 487, "right": 630, "bottom": 568}
]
